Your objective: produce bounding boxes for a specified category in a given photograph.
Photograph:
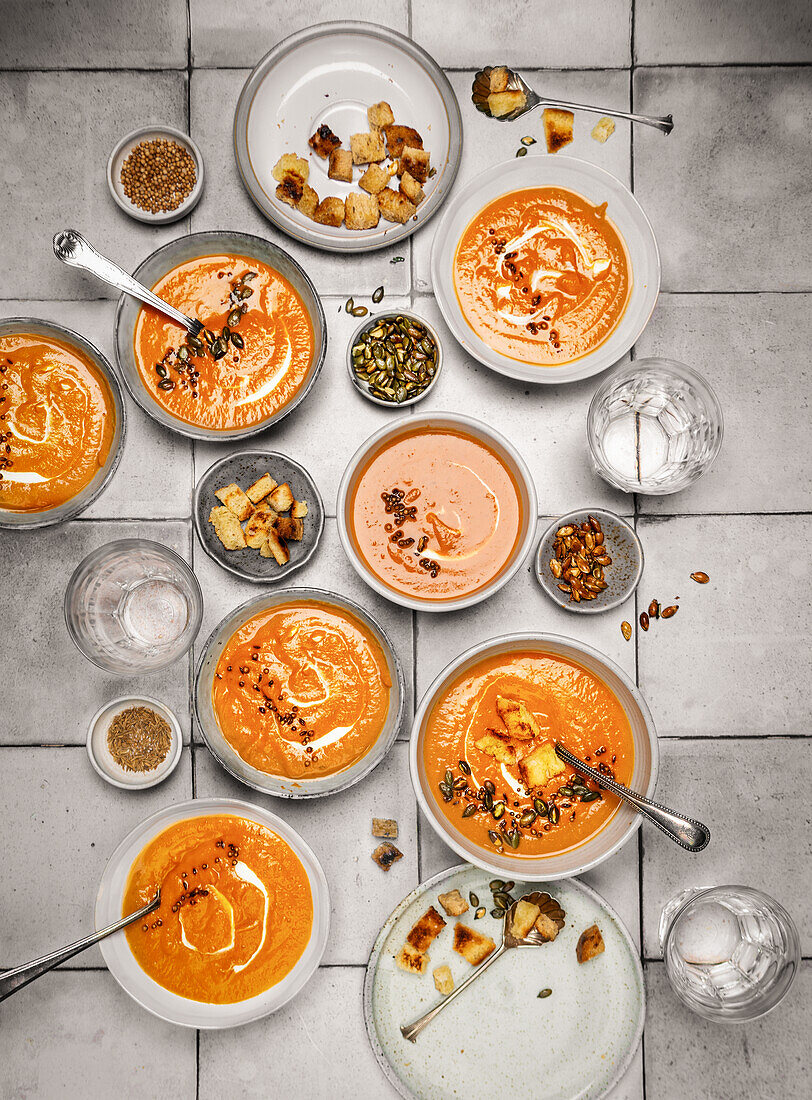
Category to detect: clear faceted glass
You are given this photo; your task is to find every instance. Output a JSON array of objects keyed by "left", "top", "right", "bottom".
[
  {"left": 587, "top": 359, "right": 724, "bottom": 495},
  {"left": 64, "top": 539, "right": 203, "bottom": 674},
  {"left": 659, "top": 886, "right": 801, "bottom": 1022}
]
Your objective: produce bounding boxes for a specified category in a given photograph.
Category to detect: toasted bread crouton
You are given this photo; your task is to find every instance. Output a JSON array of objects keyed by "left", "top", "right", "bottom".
[
  {"left": 475, "top": 730, "right": 518, "bottom": 765},
  {"left": 244, "top": 505, "right": 275, "bottom": 549},
  {"left": 518, "top": 742, "right": 566, "bottom": 790},
  {"left": 453, "top": 923, "right": 496, "bottom": 966},
  {"left": 372, "top": 818, "right": 398, "bottom": 839},
  {"left": 214, "top": 483, "right": 253, "bottom": 521},
  {"left": 591, "top": 116, "right": 616, "bottom": 144},
  {"left": 297, "top": 183, "right": 320, "bottom": 219},
  {"left": 543, "top": 108, "right": 574, "bottom": 154},
  {"left": 328, "top": 148, "right": 353, "bottom": 182},
  {"left": 208, "top": 506, "right": 247, "bottom": 550},
  {"left": 345, "top": 191, "right": 380, "bottom": 230},
  {"left": 377, "top": 188, "right": 416, "bottom": 224},
  {"left": 313, "top": 196, "right": 345, "bottom": 227},
  {"left": 260, "top": 528, "right": 289, "bottom": 565},
  {"left": 358, "top": 163, "right": 389, "bottom": 195},
  {"left": 246, "top": 473, "right": 277, "bottom": 504},
  {"left": 489, "top": 66, "right": 512, "bottom": 94},
  {"left": 433, "top": 965, "right": 454, "bottom": 995},
  {"left": 291, "top": 500, "right": 308, "bottom": 519},
  {"left": 535, "top": 912, "right": 560, "bottom": 942},
  {"left": 496, "top": 696, "right": 540, "bottom": 740},
  {"left": 406, "top": 907, "right": 447, "bottom": 953},
  {"left": 371, "top": 842, "right": 403, "bottom": 871},
  {"left": 268, "top": 482, "right": 294, "bottom": 512},
  {"left": 396, "top": 942, "right": 428, "bottom": 975},
  {"left": 382, "top": 124, "right": 423, "bottom": 159},
  {"left": 488, "top": 89, "right": 526, "bottom": 118},
  {"left": 308, "top": 124, "right": 341, "bottom": 159},
  {"left": 272, "top": 153, "right": 309, "bottom": 184},
  {"left": 437, "top": 889, "right": 468, "bottom": 917},
  {"left": 398, "top": 146, "right": 430, "bottom": 184},
  {"left": 276, "top": 174, "right": 304, "bottom": 207},
  {"left": 511, "top": 900, "right": 541, "bottom": 939},
  {"left": 399, "top": 171, "right": 425, "bottom": 205},
  {"left": 368, "top": 101, "right": 395, "bottom": 130},
  {"left": 275, "top": 516, "right": 304, "bottom": 542},
  {"left": 576, "top": 924, "right": 605, "bottom": 964},
  {"left": 350, "top": 131, "right": 386, "bottom": 165}
]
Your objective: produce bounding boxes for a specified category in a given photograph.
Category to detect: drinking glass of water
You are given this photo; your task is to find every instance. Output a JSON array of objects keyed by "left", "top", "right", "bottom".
[
  {"left": 64, "top": 539, "right": 203, "bottom": 674},
  {"left": 659, "top": 885, "right": 800, "bottom": 1022},
  {"left": 587, "top": 359, "right": 724, "bottom": 495}
]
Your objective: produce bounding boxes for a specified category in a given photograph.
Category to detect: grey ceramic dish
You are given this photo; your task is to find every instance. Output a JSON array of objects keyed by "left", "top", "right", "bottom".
[
  {"left": 0, "top": 317, "right": 126, "bottom": 529},
  {"left": 346, "top": 309, "right": 443, "bottom": 408},
  {"left": 107, "top": 125, "right": 205, "bottom": 225},
  {"left": 193, "top": 450, "right": 324, "bottom": 583},
  {"left": 113, "top": 230, "right": 326, "bottom": 442},
  {"left": 535, "top": 508, "right": 644, "bottom": 613}
]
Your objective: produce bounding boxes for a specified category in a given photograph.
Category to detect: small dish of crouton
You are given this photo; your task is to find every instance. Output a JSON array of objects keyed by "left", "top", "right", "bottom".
[{"left": 194, "top": 450, "right": 324, "bottom": 583}]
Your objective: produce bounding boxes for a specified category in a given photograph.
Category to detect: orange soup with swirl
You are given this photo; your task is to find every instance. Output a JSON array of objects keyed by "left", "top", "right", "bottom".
[
  {"left": 213, "top": 600, "right": 392, "bottom": 779},
  {"left": 123, "top": 814, "right": 313, "bottom": 1004},
  {"left": 454, "top": 187, "right": 631, "bottom": 366}
]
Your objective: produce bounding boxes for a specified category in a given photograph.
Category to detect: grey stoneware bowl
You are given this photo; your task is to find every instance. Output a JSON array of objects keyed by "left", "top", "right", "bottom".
[
  {"left": 193, "top": 449, "right": 324, "bottom": 583},
  {"left": 535, "top": 507, "right": 643, "bottom": 614},
  {"left": 0, "top": 317, "right": 126, "bottom": 529},
  {"left": 113, "top": 230, "right": 326, "bottom": 442},
  {"left": 346, "top": 309, "right": 444, "bottom": 408}
]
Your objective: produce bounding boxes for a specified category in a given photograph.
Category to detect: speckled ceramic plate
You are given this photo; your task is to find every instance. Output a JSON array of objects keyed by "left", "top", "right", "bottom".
[
  {"left": 364, "top": 864, "right": 644, "bottom": 1100},
  {"left": 193, "top": 450, "right": 324, "bottom": 582}
]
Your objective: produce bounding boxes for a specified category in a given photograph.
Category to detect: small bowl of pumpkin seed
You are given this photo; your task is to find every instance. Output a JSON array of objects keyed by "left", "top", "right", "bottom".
[{"left": 347, "top": 310, "right": 443, "bottom": 407}]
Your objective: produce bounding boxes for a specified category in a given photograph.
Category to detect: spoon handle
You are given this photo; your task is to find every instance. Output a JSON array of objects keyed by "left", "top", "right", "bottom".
[
  {"left": 400, "top": 942, "right": 506, "bottom": 1042},
  {"left": 554, "top": 743, "right": 710, "bottom": 852},
  {"left": 0, "top": 892, "right": 160, "bottom": 1003},
  {"left": 53, "top": 229, "right": 198, "bottom": 333},
  {"left": 531, "top": 97, "right": 673, "bottom": 134}
]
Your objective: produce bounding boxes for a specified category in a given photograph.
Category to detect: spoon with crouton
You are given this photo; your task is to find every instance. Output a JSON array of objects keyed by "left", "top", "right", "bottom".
[
  {"left": 400, "top": 890, "right": 565, "bottom": 1042},
  {"left": 554, "top": 742, "right": 710, "bottom": 852},
  {"left": 472, "top": 66, "right": 674, "bottom": 134},
  {"left": 0, "top": 890, "right": 160, "bottom": 1003}
]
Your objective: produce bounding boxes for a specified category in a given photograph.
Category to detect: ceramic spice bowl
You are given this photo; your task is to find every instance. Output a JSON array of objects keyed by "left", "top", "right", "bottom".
[{"left": 346, "top": 309, "right": 443, "bottom": 408}]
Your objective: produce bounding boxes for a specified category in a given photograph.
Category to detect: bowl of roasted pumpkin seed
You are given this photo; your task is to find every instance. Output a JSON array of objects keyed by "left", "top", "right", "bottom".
[{"left": 347, "top": 310, "right": 443, "bottom": 407}]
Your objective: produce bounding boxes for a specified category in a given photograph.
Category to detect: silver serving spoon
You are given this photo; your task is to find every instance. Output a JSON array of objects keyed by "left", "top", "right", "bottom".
[
  {"left": 555, "top": 742, "right": 710, "bottom": 851},
  {"left": 0, "top": 890, "right": 160, "bottom": 1003},
  {"left": 401, "top": 890, "right": 563, "bottom": 1043},
  {"left": 472, "top": 66, "right": 673, "bottom": 134},
  {"left": 53, "top": 229, "right": 202, "bottom": 337}
]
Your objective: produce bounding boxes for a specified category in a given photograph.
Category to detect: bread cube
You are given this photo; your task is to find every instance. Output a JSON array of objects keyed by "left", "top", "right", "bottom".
[
  {"left": 276, "top": 175, "right": 303, "bottom": 208},
  {"left": 208, "top": 506, "right": 247, "bottom": 550},
  {"left": 275, "top": 516, "right": 304, "bottom": 542},
  {"left": 433, "top": 965, "right": 454, "bottom": 995},
  {"left": 576, "top": 924, "right": 605, "bottom": 964},
  {"left": 260, "top": 528, "right": 289, "bottom": 565},
  {"left": 345, "top": 191, "right": 380, "bottom": 230},
  {"left": 268, "top": 482, "right": 294, "bottom": 512},
  {"left": 535, "top": 912, "right": 561, "bottom": 942},
  {"left": 489, "top": 66, "right": 512, "bottom": 94},
  {"left": 313, "top": 196, "right": 345, "bottom": 227},
  {"left": 272, "top": 153, "right": 308, "bottom": 184},
  {"left": 591, "top": 117, "right": 616, "bottom": 144},
  {"left": 488, "top": 90, "right": 526, "bottom": 118},
  {"left": 367, "top": 101, "right": 395, "bottom": 130},
  {"left": 377, "top": 187, "right": 416, "bottom": 224},
  {"left": 382, "top": 124, "right": 423, "bottom": 159},
  {"left": 297, "top": 184, "right": 319, "bottom": 219},
  {"left": 399, "top": 171, "right": 425, "bottom": 205},
  {"left": 396, "top": 943, "right": 428, "bottom": 975},
  {"left": 475, "top": 730, "right": 518, "bottom": 765},
  {"left": 518, "top": 742, "right": 566, "bottom": 790},
  {"left": 406, "top": 906, "right": 447, "bottom": 954},
  {"left": 511, "top": 900, "right": 541, "bottom": 939},
  {"left": 350, "top": 131, "right": 386, "bottom": 165},
  {"left": 453, "top": 923, "right": 496, "bottom": 966},
  {"left": 437, "top": 889, "right": 468, "bottom": 917},
  {"left": 359, "top": 164, "right": 389, "bottom": 195},
  {"left": 496, "top": 696, "right": 539, "bottom": 740},
  {"left": 308, "top": 124, "right": 341, "bottom": 158},
  {"left": 246, "top": 473, "right": 277, "bottom": 504},
  {"left": 328, "top": 148, "right": 353, "bottom": 182},
  {"left": 543, "top": 108, "right": 574, "bottom": 154},
  {"left": 398, "top": 146, "right": 430, "bottom": 184},
  {"left": 214, "top": 483, "right": 253, "bottom": 521},
  {"left": 244, "top": 504, "right": 275, "bottom": 549}
]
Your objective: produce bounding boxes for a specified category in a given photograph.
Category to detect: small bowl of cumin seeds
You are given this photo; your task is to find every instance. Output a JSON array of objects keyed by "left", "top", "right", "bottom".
[
  {"left": 87, "top": 697, "right": 182, "bottom": 789},
  {"left": 107, "top": 125, "right": 204, "bottom": 224}
]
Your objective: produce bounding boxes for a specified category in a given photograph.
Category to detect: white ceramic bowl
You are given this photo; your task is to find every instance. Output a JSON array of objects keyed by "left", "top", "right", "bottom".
[
  {"left": 107, "top": 125, "right": 204, "bottom": 224},
  {"left": 86, "top": 696, "right": 182, "bottom": 790},
  {"left": 410, "top": 632, "right": 658, "bottom": 879},
  {"left": 95, "top": 797, "right": 330, "bottom": 1028},
  {"left": 430, "top": 155, "right": 660, "bottom": 385},
  {"left": 336, "top": 412, "right": 538, "bottom": 613}
]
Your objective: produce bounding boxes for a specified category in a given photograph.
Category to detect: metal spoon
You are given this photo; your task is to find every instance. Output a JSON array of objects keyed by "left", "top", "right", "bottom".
[
  {"left": 0, "top": 890, "right": 160, "bottom": 1003},
  {"left": 53, "top": 229, "right": 202, "bottom": 337},
  {"left": 472, "top": 66, "right": 674, "bottom": 134},
  {"left": 554, "top": 742, "right": 710, "bottom": 851},
  {"left": 400, "top": 890, "right": 563, "bottom": 1043}
]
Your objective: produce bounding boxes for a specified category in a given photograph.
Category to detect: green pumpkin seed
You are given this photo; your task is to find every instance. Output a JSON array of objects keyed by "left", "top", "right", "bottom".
[
  {"left": 345, "top": 298, "right": 355, "bottom": 314},
  {"left": 372, "top": 286, "right": 384, "bottom": 303},
  {"left": 475, "top": 907, "right": 486, "bottom": 920},
  {"left": 516, "top": 147, "right": 528, "bottom": 157},
  {"left": 493, "top": 893, "right": 510, "bottom": 910},
  {"left": 242, "top": 271, "right": 257, "bottom": 282},
  {"left": 533, "top": 798, "right": 548, "bottom": 817},
  {"left": 483, "top": 780, "right": 496, "bottom": 795},
  {"left": 483, "top": 791, "right": 494, "bottom": 811},
  {"left": 581, "top": 790, "right": 601, "bottom": 802},
  {"left": 503, "top": 882, "right": 515, "bottom": 892},
  {"left": 508, "top": 831, "right": 521, "bottom": 849},
  {"left": 537, "top": 988, "right": 553, "bottom": 999},
  {"left": 489, "top": 880, "right": 505, "bottom": 891},
  {"left": 352, "top": 305, "right": 368, "bottom": 317},
  {"left": 444, "top": 769, "right": 453, "bottom": 786},
  {"left": 492, "top": 802, "right": 505, "bottom": 820},
  {"left": 488, "top": 831, "right": 503, "bottom": 848},
  {"left": 230, "top": 332, "right": 244, "bottom": 349},
  {"left": 491, "top": 908, "right": 503, "bottom": 918},
  {"left": 549, "top": 805, "right": 560, "bottom": 824},
  {"left": 459, "top": 760, "right": 471, "bottom": 775},
  {"left": 462, "top": 804, "right": 477, "bottom": 818},
  {"left": 469, "top": 892, "right": 479, "bottom": 906},
  {"left": 519, "top": 810, "right": 537, "bottom": 827},
  {"left": 452, "top": 776, "right": 468, "bottom": 791},
  {"left": 228, "top": 309, "right": 242, "bottom": 327},
  {"left": 237, "top": 285, "right": 253, "bottom": 300},
  {"left": 177, "top": 345, "right": 189, "bottom": 361},
  {"left": 187, "top": 334, "right": 203, "bottom": 349},
  {"left": 203, "top": 329, "right": 215, "bottom": 344},
  {"left": 521, "top": 136, "right": 537, "bottom": 146},
  {"left": 158, "top": 378, "right": 175, "bottom": 391}
]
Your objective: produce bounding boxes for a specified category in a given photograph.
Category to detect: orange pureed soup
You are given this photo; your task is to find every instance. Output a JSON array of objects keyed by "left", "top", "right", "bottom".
[
  {"left": 133, "top": 253, "right": 314, "bottom": 431},
  {"left": 349, "top": 427, "right": 523, "bottom": 601},
  {"left": 422, "top": 649, "right": 634, "bottom": 858},
  {"left": 213, "top": 600, "right": 391, "bottom": 779},
  {"left": 454, "top": 186, "right": 631, "bottom": 366},
  {"left": 123, "top": 814, "right": 313, "bottom": 1004},
  {"left": 0, "top": 333, "right": 115, "bottom": 513}
]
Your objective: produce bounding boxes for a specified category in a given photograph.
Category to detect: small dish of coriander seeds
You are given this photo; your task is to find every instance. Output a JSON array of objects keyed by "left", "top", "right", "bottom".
[
  {"left": 87, "top": 696, "right": 183, "bottom": 790},
  {"left": 107, "top": 125, "right": 205, "bottom": 225},
  {"left": 347, "top": 310, "right": 443, "bottom": 407}
]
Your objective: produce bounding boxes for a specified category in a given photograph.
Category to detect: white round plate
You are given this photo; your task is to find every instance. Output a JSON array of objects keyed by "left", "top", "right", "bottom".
[
  {"left": 234, "top": 21, "right": 462, "bottom": 252},
  {"left": 430, "top": 155, "right": 660, "bottom": 384},
  {"left": 364, "top": 864, "right": 644, "bottom": 1100},
  {"left": 86, "top": 696, "right": 182, "bottom": 790},
  {"left": 96, "top": 798, "right": 330, "bottom": 1028}
]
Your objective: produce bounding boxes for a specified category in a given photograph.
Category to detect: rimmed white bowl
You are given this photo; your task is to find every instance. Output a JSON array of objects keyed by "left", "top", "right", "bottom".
[
  {"left": 410, "top": 632, "right": 658, "bottom": 879},
  {"left": 95, "top": 797, "right": 330, "bottom": 1028},
  {"left": 194, "top": 588, "right": 404, "bottom": 798},
  {"left": 107, "top": 125, "right": 204, "bottom": 225},
  {"left": 430, "top": 155, "right": 660, "bottom": 385},
  {"left": 336, "top": 412, "right": 538, "bottom": 613},
  {"left": 86, "top": 696, "right": 182, "bottom": 790}
]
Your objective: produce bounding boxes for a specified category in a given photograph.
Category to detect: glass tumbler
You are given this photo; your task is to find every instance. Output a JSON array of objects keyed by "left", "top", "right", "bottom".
[
  {"left": 587, "top": 359, "right": 724, "bottom": 495},
  {"left": 64, "top": 538, "right": 203, "bottom": 674},
  {"left": 659, "top": 885, "right": 801, "bottom": 1022}
]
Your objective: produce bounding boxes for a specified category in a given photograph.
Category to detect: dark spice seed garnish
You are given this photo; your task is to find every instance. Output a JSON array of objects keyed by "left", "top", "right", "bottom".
[
  {"left": 538, "top": 988, "right": 553, "bottom": 999},
  {"left": 372, "top": 286, "right": 384, "bottom": 304}
]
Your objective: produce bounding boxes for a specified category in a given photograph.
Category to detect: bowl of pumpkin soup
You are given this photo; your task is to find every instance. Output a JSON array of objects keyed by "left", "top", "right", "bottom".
[
  {"left": 411, "top": 633, "right": 658, "bottom": 879},
  {"left": 0, "top": 318, "right": 125, "bottom": 528},
  {"left": 195, "top": 589, "right": 404, "bottom": 798},
  {"left": 96, "top": 798, "right": 330, "bottom": 1027},
  {"left": 337, "top": 412, "right": 537, "bottom": 612},
  {"left": 430, "top": 156, "right": 660, "bottom": 385},
  {"left": 114, "top": 231, "right": 326, "bottom": 441}
]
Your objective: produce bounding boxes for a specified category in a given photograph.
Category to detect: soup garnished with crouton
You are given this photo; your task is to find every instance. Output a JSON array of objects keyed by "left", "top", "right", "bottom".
[
  {"left": 454, "top": 186, "right": 631, "bottom": 366},
  {"left": 422, "top": 648, "right": 634, "bottom": 858}
]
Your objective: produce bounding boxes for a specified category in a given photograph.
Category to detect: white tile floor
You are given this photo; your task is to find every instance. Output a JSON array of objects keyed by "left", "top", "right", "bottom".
[{"left": 1, "top": 2, "right": 810, "bottom": 1097}]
